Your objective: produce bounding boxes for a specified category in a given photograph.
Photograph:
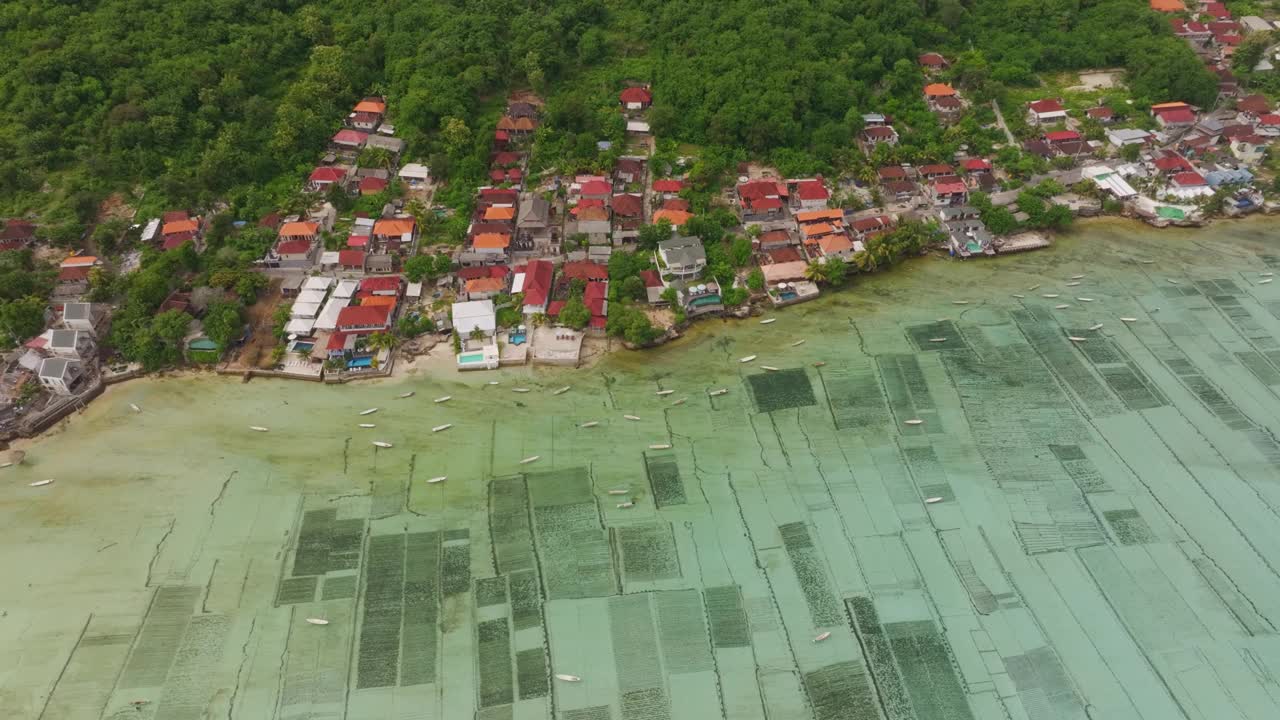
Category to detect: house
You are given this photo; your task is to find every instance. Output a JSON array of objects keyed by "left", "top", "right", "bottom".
[
  {"left": 652, "top": 209, "right": 694, "bottom": 227},
  {"left": 1027, "top": 99, "right": 1068, "bottom": 125},
  {"left": 516, "top": 193, "right": 554, "bottom": 253},
  {"left": 653, "top": 179, "right": 684, "bottom": 198},
  {"left": 354, "top": 97, "right": 386, "bottom": 115},
  {"left": 359, "top": 177, "right": 389, "bottom": 196},
  {"left": 332, "top": 129, "right": 368, "bottom": 150},
  {"left": 626, "top": 120, "right": 651, "bottom": 135},
  {"left": 579, "top": 180, "right": 612, "bottom": 203},
  {"left": 878, "top": 166, "right": 910, "bottom": 182},
  {"left": 336, "top": 304, "right": 392, "bottom": 333},
  {"left": 515, "top": 260, "right": 554, "bottom": 316},
  {"left": 931, "top": 95, "right": 964, "bottom": 122},
  {"left": 1165, "top": 171, "right": 1213, "bottom": 200},
  {"left": 574, "top": 205, "right": 612, "bottom": 245},
  {"left": 918, "top": 164, "right": 955, "bottom": 180},
  {"left": 612, "top": 193, "right": 645, "bottom": 245},
  {"left": 1171, "top": 18, "right": 1212, "bottom": 42},
  {"left": 930, "top": 178, "right": 969, "bottom": 206},
  {"left": 1203, "top": 1, "right": 1231, "bottom": 18},
  {"left": 452, "top": 299, "right": 496, "bottom": 338},
  {"left": 1257, "top": 114, "right": 1280, "bottom": 137},
  {"left": 496, "top": 115, "right": 538, "bottom": 135},
  {"left": 657, "top": 237, "right": 707, "bottom": 279},
  {"left": 1237, "top": 94, "right": 1271, "bottom": 121},
  {"left": 47, "top": 329, "right": 94, "bottom": 359},
  {"left": 1107, "top": 128, "right": 1153, "bottom": 147},
  {"left": 1241, "top": 16, "right": 1273, "bottom": 33},
  {"left": 398, "top": 163, "right": 430, "bottom": 187},
  {"left": 1086, "top": 107, "right": 1116, "bottom": 124},
  {"left": 160, "top": 217, "right": 200, "bottom": 250},
  {"left": 464, "top": 276, "right": 506, "bottom": 300},
  {"left": 738, "top": 179, "right": 787, "bottom": 220},
  {"left": 372, "top": 218, "right": 417, "bottom": 249},
  {"left": 57, "top": 266, "right": 91, "bottom": 296},
  {"left": 561, "top": 261, "right": 609, "bottom": 284},
  {"left": 850, "top": 215, "right": 895, "bottom": 240},
  {"left": 62, "top": 303, "right": 101, "bottom": 334},
  {"left": 365, "top": 135, "right": 406, "bottom": 156},
  {"left": 757, "top": 228, "right": 795, "bottom": 251},
  {"left": 472, "top": 233, "right": 512, "bottom": 259},
  {"left": 308, "top": 166, "right": 348, "bottom": 192},
  {"left": 918, "top": 52, "right": 949, "bottom": 70},
  {"left": 38, "top": 357, "right": 83, "bottom": 396},
  {"left": 619, "top": 86, "right": 653, "bottom": 111},
  {"left": 963, "top": 158, "right": 993, "bottom": 175},
  {"left": 814, "top": 232, "right": 857, "bottom": 261},
  {"left": 790, "top": 179, "right": 830, "bottom": 210},
  {"left": 272, "top": 222, "right": 320, "bottom": 268},
  {"left": 924, "top": 83, "right": 959, "bottom": 113},
  {"left": 859, "top": 125, "right": 899, "bottom": 153},
  {"left": 639, "top": 269, "right": 665, "bottom": 304},
  {"left": 1022, "top": 139, "right": 1053, "bottom": 158},
  {"left": 1149, "top": 0, "right": 1183, "bottom": 12},
  {"left": 882, "top": 180, "right": 919, "bottom": 203},
  {"left": 1152, "top": 104, "right": 1197, "bottom": 129},
  {"left": 0, "top": 219, "right": 36, "bottom": 249},
  {"left": 1231, "top": 135, "right": 1269, "bottom": 164},
  {"left": 615, "top": 157, "right": 645, "bottom": 184},
  {"left": 338, "top": 250, "right": 366, "bottom": 272},
  {"left": 350, "top": 111, "right": 381, "bottom": 132}
]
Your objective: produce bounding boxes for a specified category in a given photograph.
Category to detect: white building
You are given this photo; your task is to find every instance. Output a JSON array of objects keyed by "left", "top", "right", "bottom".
[
  {"left": 1107, "top": 128, "right": 1152, "bottom": 147},
  {"left": 38, "top": 357, "right": 83, "bottom": 396},
  {"left": 452, "top": 300, "right": 497, "bottom": 338},
  {"left": 399, "top": 163, "right": 430, "bottom": 187}
]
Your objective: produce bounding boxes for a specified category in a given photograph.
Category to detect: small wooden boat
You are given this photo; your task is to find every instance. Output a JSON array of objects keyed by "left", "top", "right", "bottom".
[
  {"left": 617, "top": 502, "right": 635, "bottom": 509},
  {"left": 671, "top": 398, "right": 687, "bottom": 406},
  {"left": 360, "top": 408, "right": 379, "bottom": 416},
  {"left": 1042, "top": 293, "right": 1059, "bottom": 298},
  {"left": 513, "top": 388, "right": 530, "bottom": 393},
  {"left": 434, "top": 396, "right": 451, "bottom": 403},
  {"left": 1262, "top": 272, "right": 1274, "bottom": 277},
  {"left": 904, "top": 419, "right": 924, "bottom": 426},
  {"left": 432, "top": 424, "right": 452, "bottom": 433},
  {"left": 29, "top": 479, "right": 53, "bottom": 487},
  {"left": 1261, "top": 279, "right": 1274, "bottom": 285},
  {"left": 760, "top": 318, "right": 777, "bottom": 325},
  {"left": 1167, "top": 278, "right": 1179, "bottom": 284},
  {"left": 427, "top": 476, "right": 447, "bottom": 484},
  {"left": 924, "top": 497, "right": 943, "bottom": 504},
  {"left": 929, "top": 338, "right": 947, "bottom": 343},
  {"left": 399, "top": 391, "right": 415, "bottom": 399},
  {"left": 708, "top": 389, "right": 728, "bottom": 397},
  {"left": 359, "top": 423, "right": 376, "bottom": 428},
  {"left": 0, "top": 463, "right": 10, "bottom": 469},
  {"left": 305, "top": 618, "right": 330, "bottom": 626},
  {"left": 580, "top": 421, "right": 600, "bottom": 428},
  {"left": 1066, "top": 282, "right": 1080, "bottom": 287},
  {"left": 813, "top": 632, "right": 832, "bottom": 643},
  {"left": 373, "top": 441, "right": 393, "bottom": 448},
  {"left": 1089, "top": 323, "right": 1104, "bottom": 331},
  {"left": 1076, "top": 297, "right": 1094, "bottom": 302},
  {"left": 487, "top": 380, "right": 500, "bottom": 385},
  {"left": 555, "top": 674, "right": 581, "bottom": 682},
  {"left": 762, "top": 366, "right": 779, "bottom": 372},
  {"left": 1067, "top": 336, "right": 1086, "bottom": 342},
  {"left": 1011, "top": 294, "right": 1025, "bottom": 299},
  {"left": 623, "top": 414, "right": 641, "bottom": 421},
  {"left": 952, "top": 300, "right": 969, "bottom": 305},
  {"left": 655, "top": 389, "right": 675, "bottom": 396},
  {"left": 739, "top": 355, "right": 757, "bottom": 363},
  {"left": 1140, "top": 259, "right": 1155, "bottom": 264},
  {"left": 553, "top": 386, "right": 571, "bottom": 395},
  {"left": 791, "top": 339, "right": 806, "bottom": 346},
  {"left": 1071, "top": 274, "right": 1085, "bottom": 280},
  {"left": 249, "top": 426, "right": 269, "bottom": 432},
  {"left": 607, "top": 489, "right": 630, "bottom": 495},
  {"left": 1121, "top": 317, "right": 1137, "bottom": 323},
  {"left": 813, "top": 361, "right": 826, "bottom": 367},
  {"left": 130, "top": 403, "right": 141, "bottom": 413},
  {"left": 649, "top": 444, "right": 672, "bottom": 450},
  {"left": 520, "top": 456, "right": 540, "bottom": 464},
  {"left": 1055, "top": 304, "right": 1070, "bottom": 310}
]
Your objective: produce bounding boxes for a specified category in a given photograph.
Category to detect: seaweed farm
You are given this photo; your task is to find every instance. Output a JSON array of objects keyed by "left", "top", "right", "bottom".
[{"left": 7, "top": 218, "right": 1280, "bottom": 719}]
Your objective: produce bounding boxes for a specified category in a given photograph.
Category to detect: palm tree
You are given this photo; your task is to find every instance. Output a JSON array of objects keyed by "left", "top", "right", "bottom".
[
  {"left": 804, "top": 260, "right": 831, "bottom": 285},
  {"left": 469, "top": 327, "right": 487, "bottom": 343},
  {"left": 366, "top": 332, "right": 399, "bottom": 353}
]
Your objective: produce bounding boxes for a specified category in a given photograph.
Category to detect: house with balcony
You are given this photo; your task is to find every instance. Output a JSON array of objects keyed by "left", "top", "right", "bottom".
[{"left": 656, "top": 237, "right": 707, "bottom": 280}]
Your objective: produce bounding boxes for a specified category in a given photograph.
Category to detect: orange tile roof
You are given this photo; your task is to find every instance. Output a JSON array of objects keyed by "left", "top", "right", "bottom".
[
  {"left": 924, "top": 83, "right": 956, "bottom": 97},
  {"left": 60, "top": 255, "right": 99, "bottom": 268},
  {"left": 359, "top": 295, "right": 398, "bottom": 307},
  {"left": 279, "top": 221, "right": 320, "bottom": 237},
  {"left": 472, "top": 233, "right": 511, "bottom": 249},
  {"left": 466, "top": 277, "right": 507, "bottom": 293},
  {"left": 795, "top": 209, "right": 844, "bottom": 223},
  {"left": 1149, "top": 0, "right": 1183, "bottom": 11},
  {"left": 354, "top": 100, "right": 386, "bottom": 114},
  {"left": 817, "top": 234, "right": 853, "bottom": 254},
  {"left": 373, "top": 218, "right": 416, "bottom": 236},
  {"left": 162, "top": 219, "right": 198, "bottom": 235},
  {"left": 652, "top": 209, "right": 693, "bottom": 226},
  {"left": 484, "top": 206, "right": 516, "bottom": 221},
  {"left": 803, "top": 223, "right": 835, "bottom": 237},
  {"left": 1150, "top": 101, "right": 1191, "bottom": 110}
]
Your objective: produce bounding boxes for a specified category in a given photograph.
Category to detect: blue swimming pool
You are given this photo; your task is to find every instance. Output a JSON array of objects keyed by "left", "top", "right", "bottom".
[
  {"left": 347, "top": 357, "right": 372, "bottom": 369},
  {"left": 458, "top": 352, "right": 486, "bottom": 363},
  {"left": 509, "top": 333, "right": 526, "bottom": 345},
  {"left": 291, "top": 341, "right": 314, "bottom": 353}
]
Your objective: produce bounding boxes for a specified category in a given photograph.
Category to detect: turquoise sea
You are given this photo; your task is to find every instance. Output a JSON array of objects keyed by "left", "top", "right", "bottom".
[{"left": 5, "top": 217, "right": 1280, "bottom": 720}]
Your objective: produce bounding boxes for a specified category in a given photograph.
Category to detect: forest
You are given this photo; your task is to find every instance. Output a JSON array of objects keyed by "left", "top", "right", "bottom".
[{"left": 0, "top": 0, "right": 1220, "bottom": 235}]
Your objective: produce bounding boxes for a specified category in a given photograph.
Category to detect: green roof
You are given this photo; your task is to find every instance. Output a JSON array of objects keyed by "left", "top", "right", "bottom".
[{"left": 1156, "top": 206, "right": 1186, "bottom": 220}]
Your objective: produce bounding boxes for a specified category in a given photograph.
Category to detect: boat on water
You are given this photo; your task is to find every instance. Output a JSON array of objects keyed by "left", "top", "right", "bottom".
[
  {"left": 1121, "top": 317, "right": 1137, "bottom": 322},
  {"left": 1011, "top": 294, "right": 1025, "bottom": 299},
  {"left": 553, "top": 386, "right": 571, "bottom": 395},
  {"left": 1027, "top": 284, "right": 1041, "bottom": 291},
  {"left": 708, "top": 389, "right": 728, "bottom": 396},
  {"left": 617, "top": 502, "right": 635, "bottom": 509},
  {"left": 130, "top": 403, "right": 141, "bottom": 413},
  {"left": 520, "top": 456, "right": 540, "bottom": 464},
  {"left": 305, "top": 618, "right": 330, "bottom": 625},
  {"left": 649, "top": 444, "right": 672, "bottom": 450},
  {"left": 925, "top": 497, "right": 943, "bottom": 504},
  {"left": 29, "top": 479, "right": 54, "bottom": 487},
  {"left": 434, "top": 396, "right": 451, "bottom": 403},
  {"left": 360, "top": 408, "right": 379, "bottom": 416},
  {"left": 655, "top": 389, "right": 675, "bottom": 396},
  {"left": 1067, "top": 336, "right": 1086, "bottom": 342},
  {"left": 813, "top": 632, "right": 832, "bottom": 643},
  {"left": 1076, "top": 297, "right": 1094, "bottom": 302},
  {"left": 249, "top": 426, "right": 269, "bottom": 432},
  {"left": 1055, "top": 304, "right": 1070, "bottom": 309},
  {"left": 813, "top": 361, "right": 826, "bottom": 367},
  {"left": 487, "top": 380, "right": 500, "bottom": 385},
  {"left": 1042, "top": 293, "right": 1059, "bottom": 298},
  {"left": 762, "top": 366, "right": 779, "bottom": 372},
  {"left": 929, "top": 338, "right": 947, "bottom": 343},
  {"left": 904, "top": 419, "right": 924, "bottom": 426},
  {"left": 427, "top": 476, "right": 447, "bottom": 484},
  {"left": 358, "top": 423, "right": 376, "bottom": 428},
  {"left": 555, "top": 674, "right": 581, "bottom": 682},
  {"left": 580, "top": 421, "right": 600, "bottom": 428},
  {"left": 623, "top": 414, "right": 641, "bottom": 421},
  {"left": 607, "top": 489, "right": 629, "bottom": 495},
  {"left": 739, "top": 355, "right": 757, "bottom": 363},
  {"left": 1262, "top": 272, "right": 1274, "bottom": 277},
  {"left": 1089, "top": 323, "right": 1104, "bottom": 331},
  {"left": 1167, "top": 278, "right": 1180, "bottom": 284},
  {"left": 1140, "top": 259, "right": 1155, "bottom": 264},
  {"left": 1071, "top": 274, "right": 1085, "bottom": 280},
  {"left": 399, "top": 391, "right": 415, "bottom": 399},
  {"left": 373, "top": 441, "right": 393, "bottom": 448},
  {"left": 432, "top": 424, "right": 452, "bottom": 432},
  {"left": 791, "top": 339, "right": 806, "bottom": 346},
  {"left": 760, "top": 318, "right": 776, "bottom": 324},
  {"left": 513, "top": 388, "right": 530, "bottom": 393},
  {"left": 0, "top": 462, "right": 10, "bottom": 469},
  {"left": 671, "top": 398, "right": 687, "bottom": 406},
  {"left": 1261, "top": 279, "right": 1274, "bottom": 285},
  {"left": 952, "top": 300, "right": 969, "bottom": 305}
]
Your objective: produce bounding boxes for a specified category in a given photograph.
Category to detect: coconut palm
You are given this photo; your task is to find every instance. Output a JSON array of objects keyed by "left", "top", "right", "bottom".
[{"left": 804, "top": 260, "right": 831, "bottom": 285}]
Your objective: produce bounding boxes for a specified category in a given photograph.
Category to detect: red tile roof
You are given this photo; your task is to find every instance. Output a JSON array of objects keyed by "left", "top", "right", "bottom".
[
  {"left": 279, "top": 221, "right": 319, "bottom": 238},
  {"left": 579, "top": 180, "right": 611, "bottom": 196},
  {"left": 339, "top": 250, "right": 366, "bottom": 267},
  {"left": 662, "top": 198, "right": 690, "bottom": 212},
  {"left": 332, "top": 129, "right": 368, "bottom": 146},
  {"left": 852, "top": 216, "right": 894, "bottom": 234},
  {"left": 1028, "top": 99, "right": 1065, "bottom": 114},
  {"left": 360, "top": 276, "right": 401, "bottom": 293},
  {"left": 862, "top": 126, "right": 897, "bottom": 139},
  {"left": 347, "top": 235, "right": 369, "bottom": 247},
  {"left": 612, "top": 194, "right": 644, "bottom": 217},
  {"left": 619, "top": 87, "right": 652, "bottom": 104},
  {"left": 1086, "top": 107, "right": 1114, "bottom": 119},
  {"left": 1171, "top": 171, "right": 1207, "bottom": 186},
  {"left": 359, "top": 177, "right": 389, "bottom": 194},
  {"left": 963, "top": 158, "right": 992, "bottom": 171},
  {"left": 765, "top": 246, "right": 805, "bottom": 264},
  {"left": 521, "top": 260, "right": 554, "bottom": 308},
  {"left": 919, "top": 164, "right": 954, "bottom": 175},
  {"left": 918, "top": 52, "right": 947, "bottom": 66},
  {"left": 58, "top": 266, "right": 91, "bottom": 282},
  {"left": 1238, "top": 95, "right": 1271, "bottom": 114},
  {"left": 933, "top": 180, "right": 968, "bottom": 194},
  {"left": 309, "top": 166, "right": 347, "bottom": 183},
  {"left": 738, "top": 180, "right": 783, "bottom": 201},
  {"left": 748, "top": 197, "right": 784, "bottom": 211},
  {"left": 480, "top": 188, "right": 519, "bottom": 201},
  {"left": 639, "top": 269, "right": 662, "bottom": 288},
  {"left": 1045, "top": 130, "right": 1081, "bottom": 142},
  {"left": 923, "top": 83, "right": 956, "bottom": 97},
  {"left": 354, "top": 99, "right": 386, "bottom": 114},
  {"left": 1154, "top": 154, "right": 1194, "bottom": 172},
  {"left": 162, "top": 232, "right": 195, "bottom": 250},
  {"left": 1156, "top": 108, "right": 1196, "bottom": 124},
  {"left": 562, "top": 261, "right": 609, "bottom": 281},
  {"left": 878, "top": 166, "right": 908, "bottom": 180},
  {"left": 652, "top": 179, "right": 684, "bottom": 193},
  {"left": 337, "top": 304, "right": 391, "bottom": 329},
  {"left": 794, "top": 180, "right": 829, "bottom": 200},
  {"left": 1259, "top": 114, "right": 1280, "bottom": 126},
  {"left": 276, "top": 239, "right": 313, "bottom": 256}
]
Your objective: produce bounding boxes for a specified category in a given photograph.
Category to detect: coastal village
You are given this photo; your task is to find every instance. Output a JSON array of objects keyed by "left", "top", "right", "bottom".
[{"left": 1, "top": 4, "right": 1279, "bottom": 435}]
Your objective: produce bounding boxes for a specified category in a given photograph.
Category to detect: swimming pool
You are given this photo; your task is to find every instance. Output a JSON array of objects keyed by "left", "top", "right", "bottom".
[
  {"left": 347, "top": 357, "right": 372, "bottom": 369},
  {"left": 458, "top": 352, "right": 486, "bottom": 363},
  {"left": 291, "top": 341, "right": 314, "bottom": 353}
]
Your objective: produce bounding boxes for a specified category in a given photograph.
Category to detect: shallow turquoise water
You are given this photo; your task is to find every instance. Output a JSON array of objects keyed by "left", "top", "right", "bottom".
[{"left": 5, "top": 217, "right": 1280, "bottom": 720}]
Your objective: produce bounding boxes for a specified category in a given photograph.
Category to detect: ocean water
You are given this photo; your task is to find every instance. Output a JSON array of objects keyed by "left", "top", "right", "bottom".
[{"left": 5, "top": 217, "right": 1280, "bottom": 719}]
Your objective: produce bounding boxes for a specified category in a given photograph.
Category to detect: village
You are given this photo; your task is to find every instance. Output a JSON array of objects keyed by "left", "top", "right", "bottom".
[{"left": 0, "top": 3, "right": 1277, "bottom": 435}]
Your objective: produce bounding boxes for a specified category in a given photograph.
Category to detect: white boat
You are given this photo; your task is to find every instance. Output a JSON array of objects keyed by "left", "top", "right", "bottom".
[
  {"left": 513, "top": 388, "right": 530, "bottom": 393},
  {"left": 671, "top": 398, "right": 687, "bottom": 406},
  {"left": 623, "top": 414, "right": 641, "bottom": 421},
  {"left": 555, "top": 674, "right": 581, "bottom": 682},
  {"left": 1261, "top": 279, "right": 1274, "bottom": 285},
  {"left": 655, "top": 389, "right": 675, "bottom": 396},
  {"left": 434, "top": 396, "right": 451, "bottom": 403},
  {"left": 487, "top": 380, "right": 500, "bottom": 385},
  {"left": 1027, "top": 284, "right": 1041, "bottom": 291},
  {"left": 617, "top": 502, "right": 635, "bottom": 509},
  {"left": 904, "top": 419, "right": 924, "bottom": 426},
  {"left": 1167, "top": 278, "right": 1179, "bottom": 284},
  {"left": 305, "top": 618, "right": 330, "bottom": 626},
  {"left": 1055, "top": 304, "right": 1070, "bottom": 309},
  {"left": 708, "top": 389, "right": 728, "bottom": 396},
  {"left": 1121, "top": 317, "right": 1137, "bottom": 323},
  {"left": 1071, "top": 274, "right": 1085, "bottom": 280},
  {"left": 29, "top": 479, "right": 54, "bottom": 487},
  {"left": 432, "top": 424, "right": 452, "bottom": 433},
  {"left": 649, "top": 444, "right": 672, "bottom": 450},
  {"left": 1042, "top": 293, "right": 1059, "bottom": 298},
  {"left": 519, "top": 456, "right": 540, "bottom": 464},
  {"left": 1262, "top": 272, "right": 1274, "bottom": 277},
  {"left": 553, "top": 386, "right": 571, "bottom": 395},
  {"left": 1066, "top": 282, "right": 1080, "bottom": 287},
  {"left": 1076, "top": 297, "right": 1094, "bottom": 302},
  {"left": 580, "top": 421, "right": 600, "bottom": 428},
  {"left": 760, "top": 318, "right": 777, "bottom": 324},
  {"left": 739, "top": 355, "right": 757, "bottom": 363},
  {"left": 813, "top": 361, "right": 826, "bottom": 367},
  {"left": 791, "top": 339, "right": 806, "bottom": 346},
  {"left": 360, "top": 408, "right": 379, "bottom": 416},
  {"left": 1067, "top": 336, "right": 1086, "bottom": 342},
  {"left": 1011, "top": 294, "right": 1025, "bottom": 299},
  {"left": 952, "top": 300, "right": 969, "bottom": 305},
  {"left": 813, "top": 632, "right": 832, "bottom": 643},
  {"left": 249, "top": 426, "right": 269, "bottom": 432},
  {"left": 1140, "top": 259, "right": 1154, "bottom": 264},
  {"left": 129, "top": 403, "right": 141, "bottom": 413},
  {"left": 399, "top": 392, "right": 415, "bottom": 399},
  {"left": 359, "top": 423, "right": 376, "bottom": 428},
  {"left": 1089, "top": 323, "right": 1104, "bottom": 331},
  {"left": 929, "top": 338, "right": 947, "bottom": 343},
  {"left": 762, "top": 366, "right": 779, "bottom": 372},
  {"left": 0, "top": 462, "right": 10, "bottom": 469},
  {"left": 373, "top": 441, "right": 393, "bottom": 448},
  {"left": 925, "top": 497, "right": 943, "bottom": 504},
  {"left": 427, "top": 476, "right": 447, "bottom": 484},
  {"left": 607, "top": 489, "right": 630, "bottom": 495}
]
